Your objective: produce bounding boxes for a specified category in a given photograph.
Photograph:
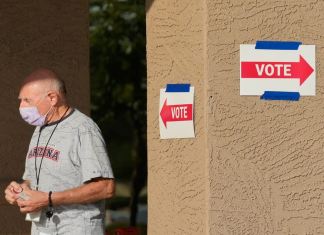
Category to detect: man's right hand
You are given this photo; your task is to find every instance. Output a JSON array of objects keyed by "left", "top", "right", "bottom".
[{"left": 4, "top": 181, "right": 22, "bottom": 205}]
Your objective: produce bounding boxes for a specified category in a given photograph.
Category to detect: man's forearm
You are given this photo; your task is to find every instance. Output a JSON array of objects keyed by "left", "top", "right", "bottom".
[{"left": 51, "top": 178, "right": 115, "bottom": 206}]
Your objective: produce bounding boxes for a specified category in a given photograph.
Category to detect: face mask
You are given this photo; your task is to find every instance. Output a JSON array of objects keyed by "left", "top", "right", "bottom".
[{"left": 19, "top": 105, "right": 52, "bottom": 126}]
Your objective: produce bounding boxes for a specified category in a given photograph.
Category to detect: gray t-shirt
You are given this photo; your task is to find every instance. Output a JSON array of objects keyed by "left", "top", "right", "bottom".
[{"left": 22, "top": 108, "right": 114, "bottom": 235}]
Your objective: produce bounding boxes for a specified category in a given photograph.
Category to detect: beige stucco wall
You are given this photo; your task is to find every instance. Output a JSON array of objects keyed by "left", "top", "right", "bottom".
[
  {"left": 147, "top": 0, "right": 324, "bottom": 234},
  {"left": 146, "top": 0, "right": 208, "bottom": 234},
  {"left": 0, "top": 1, "right": 89, "bottom": 233},
  {"left": 207, "top": 1, "right": 324, "bottom": 234}
]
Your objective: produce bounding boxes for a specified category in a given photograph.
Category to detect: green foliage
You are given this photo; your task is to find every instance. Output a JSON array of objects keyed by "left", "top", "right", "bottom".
[{"left": 90, "top": 0, "right": 146, "bottom": 180}]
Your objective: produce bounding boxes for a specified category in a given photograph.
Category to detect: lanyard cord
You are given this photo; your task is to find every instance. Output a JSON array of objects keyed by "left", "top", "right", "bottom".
[{"left": 34, "top": 107, "right": 69, "bottom": 191}]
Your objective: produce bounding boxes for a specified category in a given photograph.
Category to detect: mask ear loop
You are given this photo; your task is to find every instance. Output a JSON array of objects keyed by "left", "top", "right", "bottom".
[
  {"left": 43, "top": 105, "right": 55, "bottom": 122},
  {"left": 39, "top": 92, "right": 56, "bottom": 122}
]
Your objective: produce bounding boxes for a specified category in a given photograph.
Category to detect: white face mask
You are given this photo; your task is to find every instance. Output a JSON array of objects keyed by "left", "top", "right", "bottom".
[{"left": 19, "top": 106, "right": 53, "bottom": 126}]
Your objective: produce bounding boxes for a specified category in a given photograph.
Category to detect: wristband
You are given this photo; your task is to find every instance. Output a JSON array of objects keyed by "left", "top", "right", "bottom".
[
  {"left": 46, "top": 191, "right": 53, "bottom": 219},
  {"left": 48, "top": 191, "right": 53, "bottom": 207}
]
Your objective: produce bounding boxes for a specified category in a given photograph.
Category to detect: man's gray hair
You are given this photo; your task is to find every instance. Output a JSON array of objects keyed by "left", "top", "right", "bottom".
[{"left": 51, "top": 77, "right": 67, "bottom": 96}]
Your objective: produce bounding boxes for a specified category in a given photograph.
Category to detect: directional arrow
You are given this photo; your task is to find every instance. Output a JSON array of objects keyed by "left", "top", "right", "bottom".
[
  {"left": 160, "top": 99, "right": 193, "bottom": 128},
  {"left": 241, "top": 55, "right": 314, "bottom": 85}
]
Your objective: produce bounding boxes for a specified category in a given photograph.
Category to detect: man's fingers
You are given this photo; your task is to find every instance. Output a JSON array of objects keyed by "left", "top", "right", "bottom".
[
  {"left": 5, "top": 194, "right": 17, "bottom": 205},
  {"left": 9, "top": 181, "right": 22, "bottom": 193},
  {"left": 17, "top": 199, "right": 27, "bottom": 207},
  {"left": 4, "top": 183, "right": 20, "bottom": 205},
  {"left": 4, "top": 195, "right": 13, "bottom": 204},
  {"left": 4, "top": 187, "right": 12, "bottom": 195},
  {"left": 9, "top": 181, "right": 20, "bottom": 188},
  {"left": 19, "top": 206, "right": 30, "bottom": 213}
]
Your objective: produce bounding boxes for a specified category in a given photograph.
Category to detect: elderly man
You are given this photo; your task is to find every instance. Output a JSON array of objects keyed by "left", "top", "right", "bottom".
[{"left": 4, "top": 68, "right": 115, "bottom": 235}]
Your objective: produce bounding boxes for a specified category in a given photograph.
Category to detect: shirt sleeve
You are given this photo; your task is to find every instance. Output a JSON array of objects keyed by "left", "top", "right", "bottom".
[
  {"left": 76, "top": 125, "right": 114, "bottom": 183},
  {"left": 22, "top": 141, "right": 34, "bottom": 181},
  {"left": 22, "top": 166, "right": 31, "bottom": 181}
]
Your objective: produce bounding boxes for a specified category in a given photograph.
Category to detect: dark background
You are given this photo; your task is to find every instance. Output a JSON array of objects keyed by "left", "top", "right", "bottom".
[{"left": 90, "top": 0, "right": 147, "bottom": 233}]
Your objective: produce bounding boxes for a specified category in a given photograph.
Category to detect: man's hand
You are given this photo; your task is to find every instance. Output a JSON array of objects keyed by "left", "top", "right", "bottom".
[
  {"left": 16, "top": 186, "right": 48, "bottom": 214},
  {"left": 4, "top": 181, "right": 23, "bottom": 205}
]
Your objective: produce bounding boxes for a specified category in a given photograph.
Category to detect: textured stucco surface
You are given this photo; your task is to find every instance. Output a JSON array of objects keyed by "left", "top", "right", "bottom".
[
  {"left": 207, "top": 1, "right": 324, "bottom": 234},
  {"left": 0, "top": 1, "right": 89, "bottom": 233},
  {"left": 146, "top": 0, "right": 208, "bottom": 234},
  {"left": 148, "top": 0, "right": 324, "bottom": 234}
]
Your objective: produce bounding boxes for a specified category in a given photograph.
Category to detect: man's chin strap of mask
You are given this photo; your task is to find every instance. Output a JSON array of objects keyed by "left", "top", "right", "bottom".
[{"left": 19, "top": 105, "right": 54, "bottom": 126}]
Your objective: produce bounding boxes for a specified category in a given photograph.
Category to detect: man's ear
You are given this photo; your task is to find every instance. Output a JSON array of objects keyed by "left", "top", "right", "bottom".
[{"left": 47, "top": 91, "right": 59, "bottom": 106}]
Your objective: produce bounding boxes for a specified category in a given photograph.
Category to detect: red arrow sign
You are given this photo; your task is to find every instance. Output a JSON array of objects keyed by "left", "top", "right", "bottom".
[
  {"left": 160, "top": 99, "right": 193, "bottom": 128},
  {"left": 241, "top": 55, "right": 314, "bottom": 85}
]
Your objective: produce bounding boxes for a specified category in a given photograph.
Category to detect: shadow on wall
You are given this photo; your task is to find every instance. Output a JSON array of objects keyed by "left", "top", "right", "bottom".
[{"left": 146, "top": 0, "right": 154, "bottom": 13}]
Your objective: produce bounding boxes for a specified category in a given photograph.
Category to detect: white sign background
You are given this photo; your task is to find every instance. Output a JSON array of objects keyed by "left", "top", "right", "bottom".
[
  {"left": 240, "top": 45, "right": 316, "bottom": 96},
  {"left": 159, "top": 87, "right": 195, "bottom": 139}
]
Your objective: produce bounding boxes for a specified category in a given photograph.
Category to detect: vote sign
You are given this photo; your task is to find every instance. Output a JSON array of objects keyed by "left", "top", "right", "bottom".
[
  {"left": 159, "top": 84, "right": 195, "bottom": 139},
  {"left": 240, "top": 42, "right": 315, "bottom": 96},
  {"left": 160, "top": 100, "right": 193, "bottom": 127}
]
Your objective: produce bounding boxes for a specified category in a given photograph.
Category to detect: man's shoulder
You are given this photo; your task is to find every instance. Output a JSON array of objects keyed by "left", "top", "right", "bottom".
[{"left": 69, "top": 109, "right": 101, "bottom": 133}]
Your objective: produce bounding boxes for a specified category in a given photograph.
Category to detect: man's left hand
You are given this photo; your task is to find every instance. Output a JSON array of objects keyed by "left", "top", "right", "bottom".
[{"left": 16, "top": 186, "right": 48, "bottom": 213}]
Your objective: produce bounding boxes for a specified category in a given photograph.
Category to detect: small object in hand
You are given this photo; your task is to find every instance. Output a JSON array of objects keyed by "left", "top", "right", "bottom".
[
  {"left": 26, "top": 211, "right": 41, "bottom": 222},
  {"left": 18, "top": 191, "right": 29, "bottom": 200}
]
